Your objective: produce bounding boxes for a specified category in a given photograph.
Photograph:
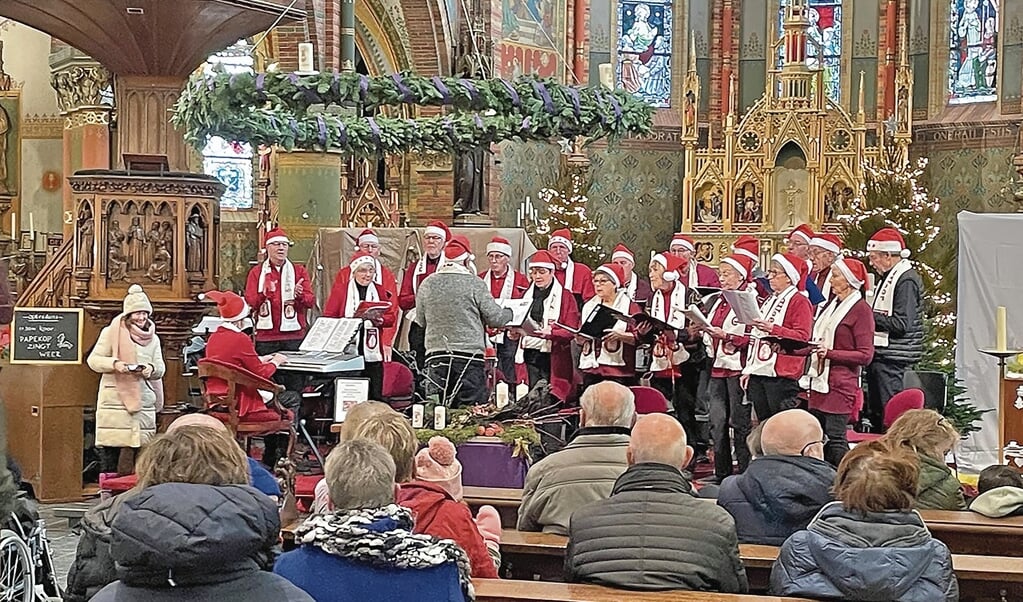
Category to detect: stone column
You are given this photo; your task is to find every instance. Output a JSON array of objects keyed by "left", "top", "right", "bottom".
[
  {"left": 340, "top": 0, "right": 357, "bottom": 71},
  {"left": 275, "top": 151, "right": 342, "bottom": 262},
  {"left": 113, "top": 75, "right": 191, "bottom": 172},
  {"left": 50, "top": 49, "right": 112, "bottom": 241}
]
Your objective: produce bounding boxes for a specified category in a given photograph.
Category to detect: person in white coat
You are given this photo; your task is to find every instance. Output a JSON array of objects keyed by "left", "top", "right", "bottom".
[{"left": 88, "top": 284, "right": 165, "bottom": 476}]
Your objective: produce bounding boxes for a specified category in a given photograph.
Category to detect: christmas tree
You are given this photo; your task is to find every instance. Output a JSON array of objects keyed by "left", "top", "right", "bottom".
[{"left": 528, "top": 151, "right": 606, "bottom": 267}]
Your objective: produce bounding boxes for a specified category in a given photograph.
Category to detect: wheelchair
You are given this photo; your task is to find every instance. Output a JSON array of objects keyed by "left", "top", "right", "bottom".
[{"left": 0, "top": 494, "right": 62, "bottom": 602}]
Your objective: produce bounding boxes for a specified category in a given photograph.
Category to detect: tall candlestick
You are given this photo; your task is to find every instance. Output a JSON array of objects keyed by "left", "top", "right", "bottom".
[
  {"left": 298, "top": 43, "right": 314, "bottom": 73},
  {"left": 996, "top": 306, "right": 1007, "bottom": 352}
]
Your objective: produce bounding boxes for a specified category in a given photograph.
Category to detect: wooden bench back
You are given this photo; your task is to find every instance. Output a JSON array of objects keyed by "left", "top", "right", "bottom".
[{"left": 473, "top": 579, "right": 813, "bottom": 601}]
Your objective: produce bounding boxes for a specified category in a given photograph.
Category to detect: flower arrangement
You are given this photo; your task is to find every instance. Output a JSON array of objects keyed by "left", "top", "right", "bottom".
[{"left": 413, "top": 404, "right": 540, "bottom": 459}]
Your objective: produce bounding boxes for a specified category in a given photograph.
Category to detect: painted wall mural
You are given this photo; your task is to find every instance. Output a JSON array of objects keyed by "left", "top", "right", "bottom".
[
  {"left": 498, "top": 0, "right": 566, "bottom": 78},
  {"left": 948, "top": 0, "right": 998, "bottom": 104},
  {"left": 777, "top": 0, "right": 843, "bottom": 103},
  {"left": 616, "top": 0, "right": 673, "bottom": 108}
]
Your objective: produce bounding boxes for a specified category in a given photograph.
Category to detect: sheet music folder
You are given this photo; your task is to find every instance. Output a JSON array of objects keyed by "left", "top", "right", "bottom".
[{"left": 299, "top": 317, "right": 363, "bottom": 354}]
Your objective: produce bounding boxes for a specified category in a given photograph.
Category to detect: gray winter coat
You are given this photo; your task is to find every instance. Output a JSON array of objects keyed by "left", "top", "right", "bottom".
[
  {"left": 565, "top": 462, "right": 748, "bottom": 593},
  {"left": 771, "top": 501, "right": 958, "bottom": 601},
  {"left": 415, "top": 263, "right": 513, "bottom": 355}
]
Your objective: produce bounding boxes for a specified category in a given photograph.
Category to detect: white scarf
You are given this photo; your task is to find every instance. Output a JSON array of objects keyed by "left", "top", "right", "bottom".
[
  {"left": 411, "top": 254, "right": 440, "bottom": 294},
  {"left": 685, "top": 261, "right": 699, "bottom": 289},
  {"left": 578, "top": 290, "right": 632, "bottom": 370},
  {"left": 343, "top": 274, "right": 382, "bottom": 363},
  {"left": 562, "top": 259, "right": 577, "bottom": 292},
  {"left": 483, "top": 269, "right": 517, "bottom": 346},
  {"left": 516, "top": 280, "right": 565, "bottom": 358},
  {"left": 256, "top": 259, "right": 300, "bottom": 332},
  {"left": 806, "top": 290, "right": 862, "bottom": 394},
  {"left": 648, "top": 283, "right": 690, "bottom": 371},
  {"left": 871, "top": 258, "right": 912, "bottom": 348},
  {"left": 743, "top": 286, "right": 798, "bottom": 377},
  {"left": 703, "top": 297, "right": 746, "bottom": 372},
  {"left": 626, "top": 273, "right": 638, "bottom": 301}
]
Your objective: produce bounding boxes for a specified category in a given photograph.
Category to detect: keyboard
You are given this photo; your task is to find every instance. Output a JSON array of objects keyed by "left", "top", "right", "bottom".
[{"left": 276, "top": 351, "right": 365, "bottom": 374}]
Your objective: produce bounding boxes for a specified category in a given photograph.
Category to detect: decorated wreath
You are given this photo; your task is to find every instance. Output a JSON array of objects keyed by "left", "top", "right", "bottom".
[{"left": 171, "top": 68, "right": 654, "bottom": 156}]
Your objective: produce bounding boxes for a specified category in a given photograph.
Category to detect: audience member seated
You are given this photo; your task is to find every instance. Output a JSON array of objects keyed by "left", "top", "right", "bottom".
[
  {"left": 313, "top": 401, "right": 394, "bottom": 514},
  {"left": 274, "top": 440, "right": 471, "bottom": 602},
  {"left": 717, "top": 409, "right": 835, "bottom": 545},
  {"left": 970, "top": 464, "right": 1023, "bottom": 518},
  {"left": 90, "top": 429, "right": 312, "bottom": 601},
  {"left": 518, "top": 382, "right": 636, "bottom": 535},
  {"left": 747, "top": 423, "right": 765, "bottom": 459},
  {"left": 348, "top": 411, "right": 497, "bottom": 578},
  {"left": 881, "top": 409, "right": 967, "bottom": 510},
  {"left": 565, "top": 414, "right": 748, "bottom": 593},
  {"left": 770, "top": 440, "right": 958, "bottom": 601}
]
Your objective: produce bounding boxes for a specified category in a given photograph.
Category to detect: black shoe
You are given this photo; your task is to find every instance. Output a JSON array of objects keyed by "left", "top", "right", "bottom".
[{"left": 694, "top": 453, "right": 711, "bottom": 465}]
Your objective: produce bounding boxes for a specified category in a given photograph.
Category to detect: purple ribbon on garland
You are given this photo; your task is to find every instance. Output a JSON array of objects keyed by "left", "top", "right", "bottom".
[
  {"left": 444, "top": 117, "right": 455, "bottom": 141},
  {"left": 316, "top": 116, "right": 327, "bottom": 146},
  {"left": 358, "top": 74, "right": 368, "bottom": 102},
  {"left": 288, "top": 73, "right": 300, "bottom": 84},
  {"left": 337, "top": 123, "right": 348, "bottom": 146},
  {"left": 499, "top": 79, "right": 520, "bottom": 107},
  {"left": 431, "top": 76, "right": 451, "bottom": 103},
  {"left": 531, "top": 81, "right": 554, "bottom": 113},
  {"left": 474, "top": 114, "right": 484, "bottom": 129},
  {"left": 609, "top": 94, "right": 622, "bottom": 120},
  {"left": 459, "top": 79, "right": 479, "bottom": 103},
  {"left": 368, "top": 117, "right": 381, "bottom": 145},
  {"left": 566, "top": 87, "right": 581, "bottom": 118},
  {"left": 255, "top": 73, "right": 266, "bottom": 91},
  {"left": 592, "top": 89, "right": 608, "bottom": 126},
  {"left": 289, "top": 118, "right": 299, "bottom": 135},
  {"left": 521, "top": 116, "right": 532, "bottom": 133},
  {"left": 391, "top": 73, "right": 413, "bottom": 102}
]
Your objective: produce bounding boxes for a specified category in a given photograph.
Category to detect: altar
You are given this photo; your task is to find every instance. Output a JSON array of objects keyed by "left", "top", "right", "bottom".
[{"left": 456, "top": 437, "right": 528, "bottom": 489}]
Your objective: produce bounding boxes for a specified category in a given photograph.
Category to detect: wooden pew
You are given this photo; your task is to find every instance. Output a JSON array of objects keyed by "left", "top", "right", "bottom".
[
  {"left": 465, "top": 486, "right": 523, "bottom": 530},
  {"left": 473, "top": 579, "right": 814, "bottom": 602}
]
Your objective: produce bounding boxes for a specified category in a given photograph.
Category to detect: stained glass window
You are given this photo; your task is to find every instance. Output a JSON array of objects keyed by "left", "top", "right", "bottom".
[
  {"left": 777, "top": 0, "right": 843, "bottom": 103},
  {"left": 616, "top": 0, "right": 672, "bottom": 108},
  {"left": 948, "top": 0, "right": 998, "bottom": 104},
  {"left": 202, "top": 41, "right": 255, "bottom": 210}
]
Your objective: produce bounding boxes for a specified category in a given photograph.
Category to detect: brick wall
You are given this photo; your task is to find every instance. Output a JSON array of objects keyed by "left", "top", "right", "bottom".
[{"left": 273, "top": 23, "right": 306, "bottom": 71}]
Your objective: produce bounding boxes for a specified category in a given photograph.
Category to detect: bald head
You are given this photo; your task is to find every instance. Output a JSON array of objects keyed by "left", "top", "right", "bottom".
[
  {"left": 580, "top": 381, "right": 636, "bottom": 428},
  {"left": 627, "top": 414, "right": 693, "bottom": 469},
  {"left": 168, "top": 413, "right": 228, "bottom": 433},
  {"left": 760, "top": 409, "right": 824, "bottom": 459}
]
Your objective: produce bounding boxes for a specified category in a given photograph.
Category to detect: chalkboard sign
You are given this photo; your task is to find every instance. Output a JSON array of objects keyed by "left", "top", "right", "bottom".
[{"left": 10, "top": 308, "right": 84, "bottom": 364}]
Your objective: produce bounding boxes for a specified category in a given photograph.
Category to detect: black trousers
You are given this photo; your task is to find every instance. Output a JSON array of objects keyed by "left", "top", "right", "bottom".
[
  {"left": 811, "top": 408, "right": 850, "bottom": 467},
  {"left": 495, "top": 338, "right": 517, "bottom": 385},
  {"left": 523, "top": 349, "right": 551, "bottom": 390},
  {"left": 708, "top": 375, "right": 752, "bottom": 480},
  {"left": 98, "top": 446, "right": 137, "bottom": 476},
  {"left": 747, "top": 375, "right": 801, "bottom": 423},
  {"left": 408, "top": 322, "right": 427, "bottom": 396},
  {"left": 425, "top": 352, "right": 488, "bottom": 408},
  {"left": 650, "top": 376, "right": 705, "bottom": 454},
  {"left": 866, "top": 358, "right": 910, "bottom": 428},
  {"left": 364, "top": 360, "right": 384, "bottom": 402}
]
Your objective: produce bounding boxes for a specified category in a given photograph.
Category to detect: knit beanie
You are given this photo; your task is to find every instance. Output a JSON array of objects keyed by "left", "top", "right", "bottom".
[
  {"left": 122, "top": 284, "right": 153, "bottom": 315},
  {"left": 414, "top": 436, "right": 463, "bottom": 501}
]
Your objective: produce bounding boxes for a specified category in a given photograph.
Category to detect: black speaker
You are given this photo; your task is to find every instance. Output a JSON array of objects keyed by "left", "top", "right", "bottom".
[{"left": 904, "top": 370, "right": 948, "bottom": 413}]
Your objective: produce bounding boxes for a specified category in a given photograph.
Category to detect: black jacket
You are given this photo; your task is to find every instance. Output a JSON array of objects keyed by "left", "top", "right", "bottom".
[
  {"left": 565, "top": 462, "right": 748, "bottom": 593},
  {"left": 717, "top": 455, "right": 836, "bottom": 546},
  {"left": 90, "top": 483, "right": 312, "bottom": 602},
  {"left": 65, "top": 494, "right": 130, "bottom": 602},
  {"left": 873, "top": 267, "right": 923, "bottom": 364}
]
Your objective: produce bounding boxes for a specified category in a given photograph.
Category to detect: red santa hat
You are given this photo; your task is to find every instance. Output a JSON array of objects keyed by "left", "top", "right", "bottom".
[
  {"left": 669, "top": 233, "right": 695, "bottom": 252},
  {"left": 771, "top": 252, "right": 810, "bottom": 291},
  {"left": 486, "top": 236, "right": 513, "bottom": 257},
  {"left": 199, "top": 290, "right": 250, "bottom": 323},
  {"left": 867, "top": 227, "right": 911, "bottom": 258},
  {"left": 263, "top": 227, "right": 292, "bottom": 247},
  {"left": 611, "top": 243, "right": 634, "bottom": 264},
  {"left": 528, "top": 250, "right": 557, "bottom": 271},
  {"left": 651, "top": 251, "right": 687, "bottom": 282},
  {"left": 810, "top": 233, "right": 843, "bottom": 255},
  {"left": 349, "top": 250, "right": 376, "bottom": 271},
  {"left": 785, "top": 224, "right": 815, "bottom": 246},
  {"left": 594, "top": 263, "right": 627, "bottom": 289},
  {"left": 731, "top": 235, "right": 760, "bottom": 263},
  {"left": 548, "top": 229, "right": 573, "bottom": 253},
  {"left": 354, "top": 228, "right": 379, "bottom": 250},
  {"left": 834, "top": 257, "right": 869, "bottom": 291},
  {"left": 424, "top": 220, "right": 450, "bottom": 241},
  {"left": 720, "top": 254, "right": 755, "bottom": 281},
  {"left": 444, "top": 235, "right": 474, "bottom": 263}
]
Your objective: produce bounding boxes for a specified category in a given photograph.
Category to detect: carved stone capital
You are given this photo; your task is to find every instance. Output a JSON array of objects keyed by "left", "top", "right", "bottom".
[
  {"left": 50, "top": 63, "right": 112, "bottom": 114},
  {"left": 64, "top": 109, "right": 111, "bottom": 130}
]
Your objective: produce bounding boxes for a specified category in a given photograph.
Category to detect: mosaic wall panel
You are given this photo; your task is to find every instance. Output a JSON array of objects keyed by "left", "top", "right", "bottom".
[
  {"left": 495, "top": 141, "right": 563, "bottom": 228},
  {"left": 218, "top": 221, "right": 260, "bottom": 292}
]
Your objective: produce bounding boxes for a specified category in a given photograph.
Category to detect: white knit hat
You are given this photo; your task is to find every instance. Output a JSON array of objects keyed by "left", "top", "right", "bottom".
[{"left": 122, "top": 284, "right": 153, "bottom": 315}]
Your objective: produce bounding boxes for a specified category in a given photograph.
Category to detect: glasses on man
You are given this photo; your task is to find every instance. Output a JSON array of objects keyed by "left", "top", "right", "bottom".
[{"left": 800, "top": 435, "right": 830, "bottom": 457}]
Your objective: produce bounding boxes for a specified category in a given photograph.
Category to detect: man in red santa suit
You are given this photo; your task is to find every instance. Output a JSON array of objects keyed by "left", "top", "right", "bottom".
[
  {"left": 244, "top": 228, "right": 316, "bottom": 358},
  {"left": 398, "top": 220, "right": 450, "bottom": 372},
  {"left": 479, "top": 236, "right": 529, "bottom": 385},
  {"left": 321, "top": 251, "right": 399, "bottom": 400},
  {"left": 740, "top": 252, "right": 814, "bottom": 422},
  {"left": 201, "top": 289, "right": 301, "bottom": 469},
  {"left": 610, "top": 243, "right": 652, "bottom": 307},
  {"left": 668, "top": 233, "right": 722, "bottom": 288},
  {"left": 547, "top": 228, "right": 595, "bottom": 308},
  {"left": 808, "top": 232, "right": 843, "bottom": 314},
  {"left": 508, "top": 250, "right": 581, "bottom": 403}
]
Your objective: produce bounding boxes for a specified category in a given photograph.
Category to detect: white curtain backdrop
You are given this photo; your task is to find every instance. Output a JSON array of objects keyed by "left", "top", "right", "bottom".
[{"left": 955, "top": 212, "right": 1023, "bottom": 469}]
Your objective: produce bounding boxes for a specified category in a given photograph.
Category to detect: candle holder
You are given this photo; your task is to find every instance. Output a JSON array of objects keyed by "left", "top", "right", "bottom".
[{"left": 979, "top": 347, "right": 1023, "bottom": 462}]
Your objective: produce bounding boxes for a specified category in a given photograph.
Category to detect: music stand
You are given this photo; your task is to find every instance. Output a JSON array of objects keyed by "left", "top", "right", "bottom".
[{"left": 123, "top": 153, "right": 170, "bottom": 175}]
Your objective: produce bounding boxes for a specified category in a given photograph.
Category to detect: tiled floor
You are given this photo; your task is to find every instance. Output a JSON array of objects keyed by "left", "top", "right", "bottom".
[{"left": 38, "top": 500, "right": 99, "bottom": 589}]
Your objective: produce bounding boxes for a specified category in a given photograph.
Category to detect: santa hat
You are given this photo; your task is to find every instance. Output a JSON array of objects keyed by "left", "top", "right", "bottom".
[
  {"left": 669, "top": 233, "right": 695, "bottom": 252},
  {"left": 122, "top": 284, "right": 153, "bottom": 315},
  {"left": 785, "top": 224, "right": 815, "bottom": 245},
  {"left": 867, "top": 227, "right": 911, "bottom": 258},
  {"left": 651, "top": 251, "right": 687, "bottom": 282},
  {"left": 199, "top": 290, "right": 250, "bottom": 322},
  {"left": 720, "top": 254, "right": 755, "bottom": 281},
  {"left": 444, "top": 235, "right": 474, "bottom": 264},
  {"left": 263, "top": 227, "right": 292, "bottom": 247},
  {"left": 349, "top": 250, "right": 376, "bottom": 271},
  {"left": 834, "top": 257, "right": 869, "bottom": 291},
  {"left": 594, "top": 263, "right": 627, "bottom": 289},
  {"left": 548, "top": 229, "right": 573, "bottom": 253},
  {"left": 486, "top": 236, "right": 513, "bottom": 257},
  {"left": 528, "top": 250, "right": 557, "bottom": 271},
  {"left": 424, "top": 220, "right": 450, "bottom": 241},
  {"left": 731, "top": 235, "right": 760, "bottom": 263},
  {"left": 354, "top": 228, "right": 379, "bottom": 250},
  {"left": 771, "top": 252, "right": 810, "bottom": 291},
  {"left": 611, "top": 243, "right": 634, "bottom": 264},
  {"left": 810, "top": 233, "right": 843, "bottom": 255},
  {"left": 414, "top": 436, "right": 463, "bottom": 502}
]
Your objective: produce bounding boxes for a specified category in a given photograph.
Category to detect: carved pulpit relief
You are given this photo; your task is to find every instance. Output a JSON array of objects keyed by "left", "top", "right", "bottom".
[{"left": 185, "top": 209, "right": 206, "bottom": 274}]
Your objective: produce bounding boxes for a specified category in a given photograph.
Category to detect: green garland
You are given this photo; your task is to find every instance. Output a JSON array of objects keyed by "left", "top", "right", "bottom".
[{"left": 171, "top": 69, "right": 654, "bottom": 156}]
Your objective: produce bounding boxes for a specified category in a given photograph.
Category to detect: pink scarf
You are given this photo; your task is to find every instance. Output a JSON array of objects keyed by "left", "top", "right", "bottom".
[{"left": 109, "top": 317, "right": 164, "bottom": 413}]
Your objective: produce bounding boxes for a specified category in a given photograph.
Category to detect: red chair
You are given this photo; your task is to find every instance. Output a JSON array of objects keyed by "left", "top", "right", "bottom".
[
  {"left": 848, "top": 388, "right": 926, "bottom": 443},
  {"left": 382, "top": 361, "right": 415, "bottom": 410},
  {"left": 630, "top": 386, "right": 670, "bottom": 415}
]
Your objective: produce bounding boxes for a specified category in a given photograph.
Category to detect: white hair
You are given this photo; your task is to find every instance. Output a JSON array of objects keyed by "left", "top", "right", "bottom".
[
  {"left": 580, "top": 381, "right": 636, "bottom": 428},
  {"left": 325, "top": 439, "right": 396, "bottom": 510}
]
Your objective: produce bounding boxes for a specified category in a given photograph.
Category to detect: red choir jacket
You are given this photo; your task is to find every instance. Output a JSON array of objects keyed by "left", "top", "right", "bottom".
[
  {"left": 323, "top": 265, "right": 400, "bottom": 346},
  {"left": 554, "top": 261, "right": 596, "bottom": 302},
  {"left": 203, "top": 326, "right": 278, "bottom": 420},
  {"left": 694, "top": 262, "right": 723, "bottom": 288},
  {"left": 706, "top": 297, "right": 748, "bottom": 378},
  {"left": 396, "top": 481, "right": 499, "bottom": 579},
  {"left": 581, "top": 299, "right": 641, "bottom": 379},
  {"left": 762, "top": 293, "right": 814, "bottom": 380},
  {"left": 479, "top": 269, "right": 530, "bottom": 300},
  {"left": 517, "top": 285, "right": 581, "bottom": 402},
  {"left": 398, "top": 256, "right": 441, "bottom": 312},
  {"left": 243, "top": 261, "right": 316, "bottom": 342},
  {"left": 801, "top": 299, "right": 875, "bottom": 414}
]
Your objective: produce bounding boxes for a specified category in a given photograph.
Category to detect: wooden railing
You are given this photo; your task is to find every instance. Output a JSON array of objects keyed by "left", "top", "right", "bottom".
[{"left": 16, "top": 238, "right": 74, "bottom": 308}]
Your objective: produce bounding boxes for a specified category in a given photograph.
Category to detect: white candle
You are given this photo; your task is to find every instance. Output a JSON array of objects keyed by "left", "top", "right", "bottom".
[
  {"left": 996, "top": 306, "right": 1007, "bottom": 352},
  {"left": 298, "top": 43, "right": 314, "bottom": 73},
  {"left": 516, "top": 383, "right": 530, "bottom": 401},
  {"left": 29, "top": 213, "right": 34, "bottom": 238},
  {"left": 598, "top": 63, "right": 614, "bottom": 90},
  {"left": 9, "top": 211, "right": 14, "bottom": 235}
]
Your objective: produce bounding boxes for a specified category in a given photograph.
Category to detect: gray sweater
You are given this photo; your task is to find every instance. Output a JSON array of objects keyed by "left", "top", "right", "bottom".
[{"left": 415, "top": 263, "right": 513, "bottom": 355}]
